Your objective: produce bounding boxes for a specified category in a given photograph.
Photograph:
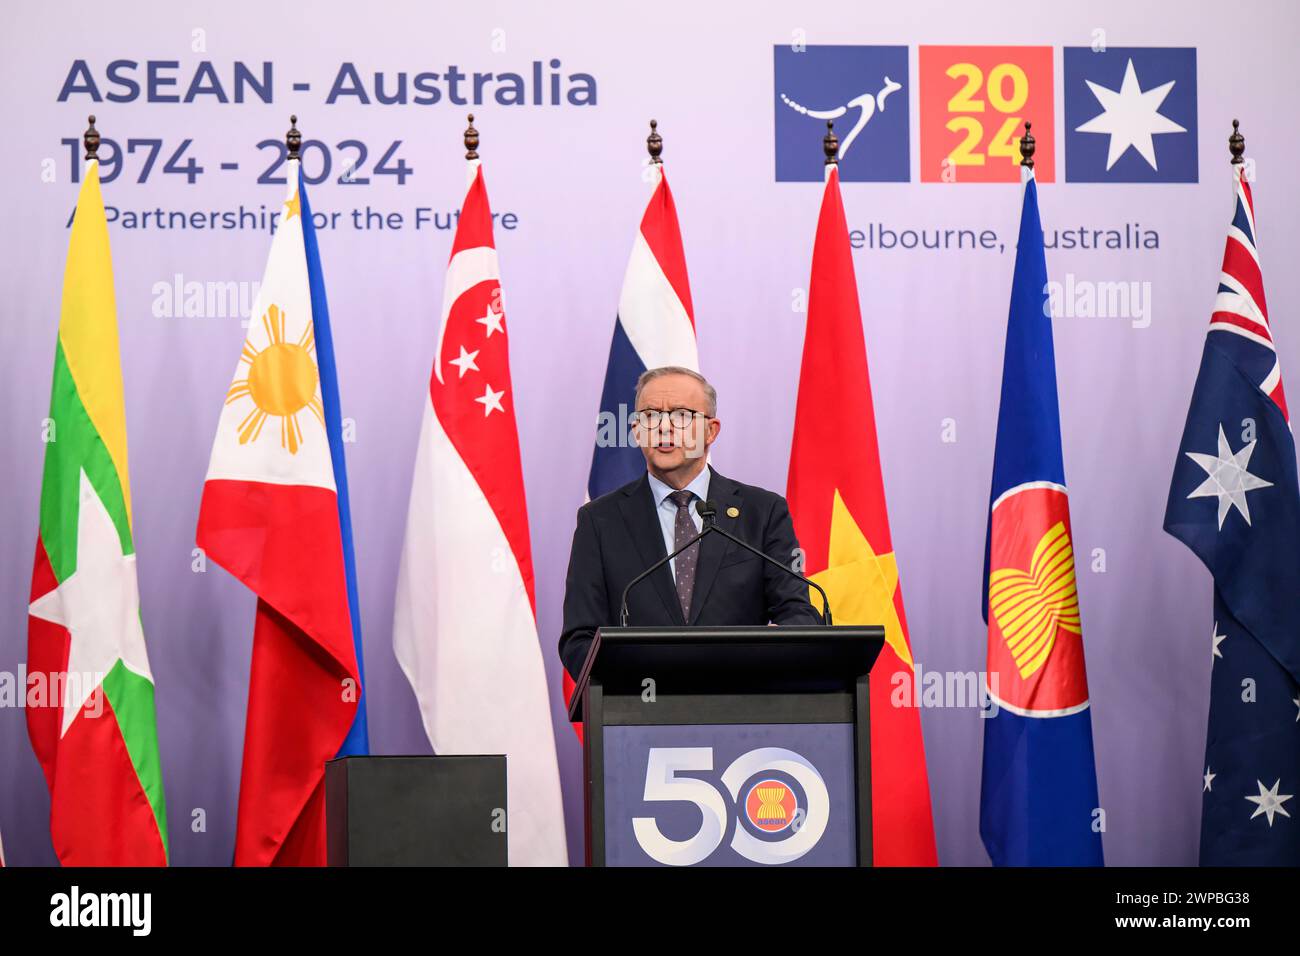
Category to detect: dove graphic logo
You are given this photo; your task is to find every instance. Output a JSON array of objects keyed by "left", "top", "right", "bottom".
[
  {"left": 1064, "top": 47, "right": 1198, "bottom": 182},
  {"left": 774, "top": 45, "right": 910, "bottom": 182}
]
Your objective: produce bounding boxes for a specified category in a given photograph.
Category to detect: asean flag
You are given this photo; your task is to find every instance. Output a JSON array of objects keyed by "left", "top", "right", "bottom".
[
  {"left": 980, "top": 160, "right": 1102, "bottom": 866},
  {"left": 787, "top": 159, "right": 938, "bottom": 866},
  {"left": 393, "top": 141, "right": 567, "bottom": 867},
  {"left": 197, "top": 161, "right": 360, "bottom": 866}
]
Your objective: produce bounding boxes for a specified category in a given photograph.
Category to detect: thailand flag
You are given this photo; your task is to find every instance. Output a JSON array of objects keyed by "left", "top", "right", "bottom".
[
  {"left": 574, "top": 156, "right": 698, "bottom": 712},
  {"left": 573, "top": 157, "right": 699, "bottom": 711},
  {"left": 587, "top": 158, "right": 699, "bottom": 500},
  {"left": 393, "top": 144, "right": 567, "bottom": 867},
  {"left": 980, "top": 159, "right": 1104, "bottom": 866},
  {"left": 197, "top": 161, "right": 363, "bottom": 866}
]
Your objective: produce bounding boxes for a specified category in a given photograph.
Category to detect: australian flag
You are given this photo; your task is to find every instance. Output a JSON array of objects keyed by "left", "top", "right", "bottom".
[{"left": 1164, "top": 161, "right": 1300, "bottom": 865}]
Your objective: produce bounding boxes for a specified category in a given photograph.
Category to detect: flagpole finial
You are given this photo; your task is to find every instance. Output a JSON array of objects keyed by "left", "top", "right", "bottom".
[
  {"left": 1019, "top": 121, "right": 1035, "bottom": 168},
  {"left": 83, "top": 115, "right": 100, "bottom": 161},
  {"left": 646, "top": 119, "right": 663, "bottom": 164},
  {"left": 823, "top": 119, "right": 839, "bottom": 165},
  {"left": 286, "top": 115, "right": 301, "bottom": 161},
  {"left": 464, "top": 114, "right": 479, "bottom": 160},
  {"left": 1229, "top": 119, "right": 1245, "bottom": 165}
]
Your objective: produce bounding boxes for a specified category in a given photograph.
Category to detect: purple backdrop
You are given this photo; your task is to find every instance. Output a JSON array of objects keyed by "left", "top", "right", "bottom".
[{"left": 2, "top": 0, "right": 1299, "bottom": 866}]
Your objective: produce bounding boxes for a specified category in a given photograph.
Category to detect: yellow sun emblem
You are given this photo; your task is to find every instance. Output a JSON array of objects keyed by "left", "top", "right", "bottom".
[{"left": 225, "top": 303, "right": 323, "bottom": 454}]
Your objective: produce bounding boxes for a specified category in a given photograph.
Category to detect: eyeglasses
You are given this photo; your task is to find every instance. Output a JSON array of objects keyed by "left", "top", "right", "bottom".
[{"left": 633, "top": 407, "right": 710, "bottom": 429}]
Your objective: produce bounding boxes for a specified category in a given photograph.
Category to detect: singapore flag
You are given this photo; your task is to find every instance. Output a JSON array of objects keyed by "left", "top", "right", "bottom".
[{"left": 393, "top": 138, "right": 567, "bottom": 866}]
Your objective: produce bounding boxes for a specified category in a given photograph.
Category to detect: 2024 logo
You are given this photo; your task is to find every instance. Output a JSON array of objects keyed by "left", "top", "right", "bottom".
[{"left": 632, "top": 746, "right": 831, "bottom": 865}]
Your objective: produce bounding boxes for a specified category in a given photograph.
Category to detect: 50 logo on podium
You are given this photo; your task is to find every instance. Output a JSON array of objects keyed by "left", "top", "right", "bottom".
[{"left": 632, "top": 746, "right": 830, "bottom": 866}]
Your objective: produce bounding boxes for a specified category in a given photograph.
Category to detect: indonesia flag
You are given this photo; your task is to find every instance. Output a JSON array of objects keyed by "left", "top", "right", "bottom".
[
  {"left": 197, "top": 156, "right": 361, "bottom": 866},
  {"left": 787, "top": 142, "right": 938, "bottom": 865},
  {"left": 574, "top": 129, "right": 699, "bottom": 708},
  {"left": 393, "top": 123, "right": 567, "bottom": 867}
]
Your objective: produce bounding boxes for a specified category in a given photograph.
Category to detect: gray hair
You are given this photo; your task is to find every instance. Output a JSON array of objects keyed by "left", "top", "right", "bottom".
[{"left": 634, "top": 366, "right": 717, "bottom": 417}]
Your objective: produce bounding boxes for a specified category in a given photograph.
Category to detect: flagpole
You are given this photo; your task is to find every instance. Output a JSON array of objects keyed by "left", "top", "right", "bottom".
[
  {"left": 1019, "top": 120, "right": 1035, "bottom": 167},
  {"left": 646, "top": 118, "right": 663, "bottom": 163},
  {"left": 464, "top": 113, "right": 478, "bottom": 160},
  {"left": 1229, "top": 118, "right": 1244, "bottom": 164},
  {"left": 823, "top": 118, "right": 838, "bottom": 166},
  {"left": 83, "top": 114, "right": 100, "bottom": 161},
  {"left": 286, "top": 114, "right": 301, "bottom": 160}
]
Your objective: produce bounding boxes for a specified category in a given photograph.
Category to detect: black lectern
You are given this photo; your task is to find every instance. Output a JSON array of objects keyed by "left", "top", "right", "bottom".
[{"left": 567, "top": 625, "right": 884, "bottom": 867}]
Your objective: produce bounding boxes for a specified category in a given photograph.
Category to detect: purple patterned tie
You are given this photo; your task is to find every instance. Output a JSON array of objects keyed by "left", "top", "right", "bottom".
[{"left": 669, "top": 490, "right": 699, "bottom": 620}]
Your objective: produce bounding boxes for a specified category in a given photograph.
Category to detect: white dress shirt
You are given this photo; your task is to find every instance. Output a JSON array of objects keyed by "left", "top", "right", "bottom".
[{"left": 646, "top": 466, "right": 712, "bottom": 579}]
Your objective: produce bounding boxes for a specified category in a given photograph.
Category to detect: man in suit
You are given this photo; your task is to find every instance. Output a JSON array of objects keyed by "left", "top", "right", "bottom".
[{"left": 559, "top": 366, "right": 822, "bottom": 678}]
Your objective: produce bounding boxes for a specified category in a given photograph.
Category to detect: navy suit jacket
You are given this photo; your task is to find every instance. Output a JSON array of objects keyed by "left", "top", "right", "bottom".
[{"left": 558, "top": 467, "right": 821, "bottom": 678}]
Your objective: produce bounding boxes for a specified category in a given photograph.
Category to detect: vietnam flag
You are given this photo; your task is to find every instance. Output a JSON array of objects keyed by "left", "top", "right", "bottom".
[
  {"left": 197, "top": 158, "right": 360, "bottom": 866},
  {"left": 27, "top": 150, "right": 168, "bottom": 866},
  {"left": 787, "top": 157, "right": 937, "bottom": 866}
]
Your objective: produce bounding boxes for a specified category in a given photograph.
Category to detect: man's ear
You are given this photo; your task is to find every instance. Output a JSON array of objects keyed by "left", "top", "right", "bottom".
[{"left": 706, "top": 418, "right": 721, "bottom": 445}]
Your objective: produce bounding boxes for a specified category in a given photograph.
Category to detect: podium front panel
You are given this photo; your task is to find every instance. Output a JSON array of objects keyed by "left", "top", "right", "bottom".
[{"left": 602, "top": 721, "right": 856, "bottom": 866}]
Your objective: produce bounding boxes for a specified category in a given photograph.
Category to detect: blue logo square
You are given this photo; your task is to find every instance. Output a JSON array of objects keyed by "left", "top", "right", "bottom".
[
  {"left": 1064, "top": 46, "right": 1198, "bottom": 183},
  {"left": 774, "top": 45, "right": 910, "bottom": 182}
]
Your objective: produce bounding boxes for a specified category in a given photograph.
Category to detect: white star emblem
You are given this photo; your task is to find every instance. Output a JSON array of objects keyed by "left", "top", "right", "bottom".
[
  {"left": 1075, "top": 58, "right": 1187, "bottom": 171},
  {"left": 1211, "top": 622, "right": 1227, "bottom": 660},
  {"left": 1293, "top": 695, "right": 1300, "bottom": 723},
  {"left": 1203, "top": 767, "right": 1216, "bottom": 792},
  {"left": 1245, "top": 778, "right": 1293, "bottom": 826},
  {"left": 28, "top": 470, "right": 154, "bottom": 735},
  {"left": 474, "top": 383, "right": 505, "bottom": 416},
  {"left": 448, "top": 345, "right": 480, "bottom": 378},
  {"left": 476, "top": 305, "right": 505, "bottom": 337},
  {"left": 1185, "top": 424, "right": 1273, "bottom": 529}
]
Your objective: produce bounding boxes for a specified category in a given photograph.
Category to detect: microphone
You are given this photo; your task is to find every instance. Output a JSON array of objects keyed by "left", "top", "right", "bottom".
[
  {"left": 616, "top": 497, "right": 833, "bottom": 626},
  {"left": 693, "top": 499, "right": 832, "bottom": 626}
]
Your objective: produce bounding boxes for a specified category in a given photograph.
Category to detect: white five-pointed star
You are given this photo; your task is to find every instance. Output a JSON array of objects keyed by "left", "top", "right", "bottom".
[
  {"left": 1075, "top": 58, "right": 1187, "bottom": 171},
  {"left": 474, "top": 383, "right": 505, "bottom": 416},
  {"left": 28, "top": 470, "right": 154, "bottom": 736},
  {"left": 476, "top": 305, "right": 505, "bottom": 337},
  {"left": 1203, "top": 767, "right": 1216, "bottom": 792},
  {"left": 1211, "top": 622, "right": 1227, "bottom": 660},
  {"left": 1245, "top": 779, "right": 1293, "bottom": 826},
  {"left": 448, "top": 345, "right": 480, "bottom": 378},
  {"left": 1185, "top": 424, "right": 1273, "bottom": 529},
  {"left": 1293, "top": 694, "right": 1300, "bottom": 722}
]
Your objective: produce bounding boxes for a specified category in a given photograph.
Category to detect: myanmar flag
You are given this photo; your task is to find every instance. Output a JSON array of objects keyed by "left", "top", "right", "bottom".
[
  {"left": 787, "top": 159, "right": 937, "bottom": 865},
  {"left": 26, "top": 157, "right": 169, "bottom": 866}
]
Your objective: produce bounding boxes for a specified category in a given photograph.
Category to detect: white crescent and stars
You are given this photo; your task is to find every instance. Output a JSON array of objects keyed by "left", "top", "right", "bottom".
[{"left": 447, "top": 301, "right": 507, "bottom": 416}]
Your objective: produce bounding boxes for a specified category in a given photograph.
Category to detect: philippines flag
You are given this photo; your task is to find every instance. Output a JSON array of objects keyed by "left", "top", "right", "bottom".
[
  {"left": 980, "top": 154, "right": 1104, "bottom": 866},
  {"left": 1164, "top": 148, "right": 1300, "bottom": 865},
  {"left": 393, "top": 131, "right": 567, "bottom": 867},
  {"left": 573, "top": 148, "right": 698, "bottom": 706},
  {"left": 197, "top": 158, "right": 363, "bottom": 866}
]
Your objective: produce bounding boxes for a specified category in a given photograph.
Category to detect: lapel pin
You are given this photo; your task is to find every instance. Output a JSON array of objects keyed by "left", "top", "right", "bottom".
[{"left": 726, "top": 506, "right": 740, "bottom": 518}]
